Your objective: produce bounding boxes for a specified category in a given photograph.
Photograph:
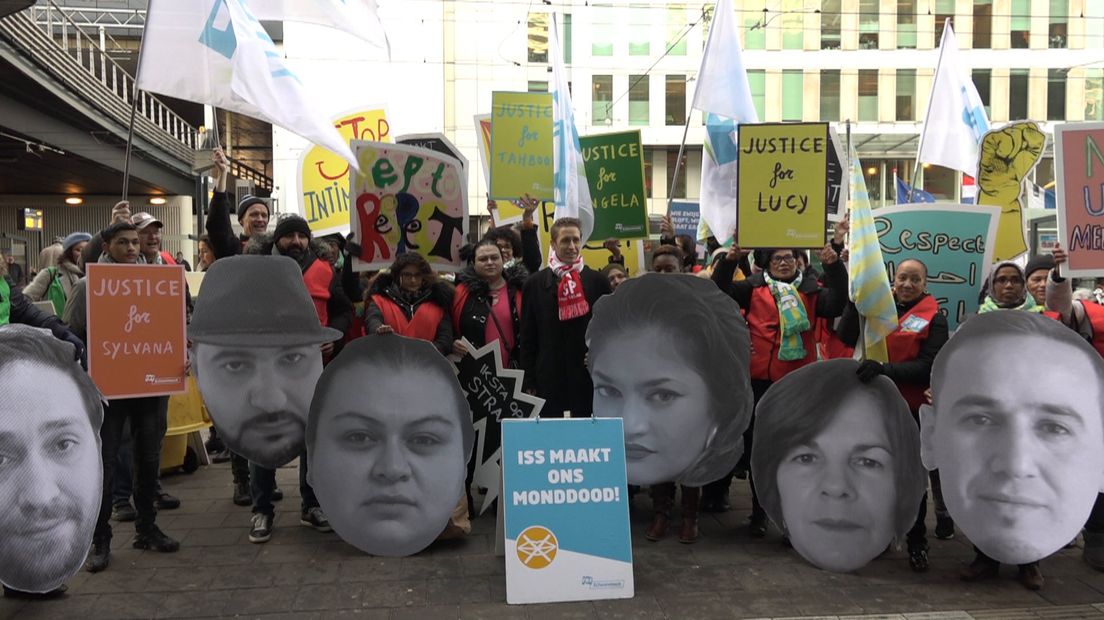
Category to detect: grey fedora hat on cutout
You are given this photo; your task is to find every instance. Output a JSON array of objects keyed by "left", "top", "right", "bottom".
[{"left": 189, "top": 255, "right": 343, "bottom": 347}]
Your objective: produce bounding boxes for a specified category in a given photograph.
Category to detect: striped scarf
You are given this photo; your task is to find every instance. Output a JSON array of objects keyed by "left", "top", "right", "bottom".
[{"left": 764, "top": 271, "right": 810, "bottom": 361}]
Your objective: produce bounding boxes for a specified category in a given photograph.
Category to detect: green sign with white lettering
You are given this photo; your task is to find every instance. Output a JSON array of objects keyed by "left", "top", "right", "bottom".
[{"left": 580, "top": 130, "right": 649, "bottom": 240}]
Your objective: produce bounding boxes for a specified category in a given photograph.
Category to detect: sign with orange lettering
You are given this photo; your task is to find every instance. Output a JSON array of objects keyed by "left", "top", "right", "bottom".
[{"left": 85, "top": 264, "right": 188, "bottom": 399}]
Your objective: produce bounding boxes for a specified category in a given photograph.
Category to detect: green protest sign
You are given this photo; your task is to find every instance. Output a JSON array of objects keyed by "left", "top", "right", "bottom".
[
  {"left": 490, "top": 91, "right": 554, "bottom": 201},
  {"left": 580, "top": 130, "right": 649, "bottom": 239}
]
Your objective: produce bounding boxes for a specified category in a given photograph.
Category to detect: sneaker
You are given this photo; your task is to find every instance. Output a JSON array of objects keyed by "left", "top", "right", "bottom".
[
  {"left": 155, "top": 492, "right": 181, "bottom": 510},
  {"left": 111, "top": 501, "right": 137, "bottom": 522},
  {"left": 210, "top": 449, "right": 231, "bottom": 464},
  {"left": 86, "top": 541, "right": 110, "bottom": 573},
  {"left": 272, "top": 486, "right": 284, "bottom": 502},
  {"left": 249, "top": 513, "right": 273, "bottom": 543},
  {"left": 133, "top": 525, "right": 180, "bottom": 553},
  {"left": 300, "top": 507, "right": 332, "bottom": 532},
  {"left": 1017, "top": 563, "right": 1044, "bottom": 591},
  {"left": 935, "top": 515, "right": 955, "bottom": 540},
  {"left": 908, "top": 545, "right": 930, "bottom": 573},
  {"left": 749, "top": 513, "right": 768, "bottom": 539},
  {"left": 232, "top": 481, "right": 251, "bottom": 506}
]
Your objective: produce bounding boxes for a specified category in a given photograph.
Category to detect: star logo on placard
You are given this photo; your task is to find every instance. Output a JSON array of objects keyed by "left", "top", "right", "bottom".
[{"left": 516, "top": 525, "right": 558, "bottom": 569}]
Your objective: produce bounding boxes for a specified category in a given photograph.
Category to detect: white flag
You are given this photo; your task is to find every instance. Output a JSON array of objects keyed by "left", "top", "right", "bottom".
[
  {"left": 549, "top": 18, "right": 594, "bottom": 243},
  {"left": 918, "top": 20, "right": 990, "bottom": 177},
  {"left": 137, "top": 0, "right": 357, "bottom": 170},
  {"left": 691, "top": 0, "right": 758, "bottom": 245},
  {"left": 245, "top": 0, "right": 389, "bottom": 55}
]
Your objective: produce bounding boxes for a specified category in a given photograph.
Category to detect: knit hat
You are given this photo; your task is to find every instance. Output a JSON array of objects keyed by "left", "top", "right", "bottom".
[
  {"left": 600, "top": 263, "right": 627, "bottom": 279},
  {"left": 188, "top": 255, "right": 342, "bottom": 347},
  {"left": 236, "top": 195, "right": 270, "bottom": 222},
  {"left": 1024, "top": 254, "right": 1055, "bottom": 278},
  {"left": 62, "top": 231, "right": 92, "bottom": 253},
  {"left": 272, "top": 215, "right": 312, "bottom": 242}
]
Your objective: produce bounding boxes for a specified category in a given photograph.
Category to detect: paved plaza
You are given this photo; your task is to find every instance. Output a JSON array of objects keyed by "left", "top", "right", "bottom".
[{"left": 4, "top": 461, "right": 1104, "bottom": 620}]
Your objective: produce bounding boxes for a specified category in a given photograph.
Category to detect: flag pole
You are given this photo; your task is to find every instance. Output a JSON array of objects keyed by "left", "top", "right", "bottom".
[
  {"left": 665, "top": 111, "right": 694, "bottom": 217},
  {"left": 908, "top": 17, "right": 952, "bottom": 204},
  {"left": 846, "top": 118, "right": 866, "bottom": 361},
  {"left": 121, "top": 0, "right": 156, "bottom": 203}
]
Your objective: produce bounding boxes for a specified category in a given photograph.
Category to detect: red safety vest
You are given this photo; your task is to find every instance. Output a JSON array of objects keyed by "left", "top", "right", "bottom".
[
  {"left": 815, "top": 317, "right": 855, "bottom": 360},
  {"left": 160, "top": 251, "right": 176, "bottom": 265},
  {"left": 371, "top": 294, "right": 445, "bottom": 342},
  {"left": 1082, "top": 301, "right": 1104, "bottom": 358},
  {"left": 885, "top": 295, "right": 940, "bottom": 413},
  {"left": 303, "top": 259, "right": 332, "bottom": 327},
  {"left": 746, "top": 285, "right": 820, "bottom": 381}
]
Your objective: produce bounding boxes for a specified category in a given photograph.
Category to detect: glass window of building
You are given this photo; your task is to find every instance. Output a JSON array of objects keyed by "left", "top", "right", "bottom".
[
  {"left": 666, "top": 75, "right": 686, "bottom": 126},
  {"left": 527, "top": 13, "right": 548, "bottom": 63},
  {"left": 592, "top": 75, "right": 613, "bottom": 125},
  {"left": 666, "top": 5, "right": 687, "bottom": 55},
  {"left": 972, "top": 69, "right": 992, "bottom": 118},
  {"left": 528, "top": 81, "right": 548, "bottom": 93},
  {"left": 922, "top": 164, "right": 956, "bottom": 200},
  {"left": 643, "top": 147, "right": 656, "bottom": 198},
  {"left": 782, "top": 70, "right": 803, "bottom": 121},
  {"left": 859, "top": 70, "right": 879, "bottom": 121},
  {"left": 859, "top": 0, "right": 880, "bottom": 49},
  {"left": 743, "top": 0, "right": 767, "bottom": 50},
  {"left": 592, "top": 4, "right": 614, "bottom": 56},
  {"left": 748, "top": 69, "right": 766, "bottom": 121},
  {"left": 1009, "top": 69, "right": 1029, "bottom": 120},
  {"left": 972, "top": 1, "right": 992, "bottom": 48},
  {"left": 821, "top": 0, "right": 842, "bottom": 50},
  {"left": 896, "top": 69, "right": 916, "bottom": 121},
  {"left": 563, "top": 14, "right": 572, "bottom": 63},
  {"left": 933, "top": 0, "right": 955, "bottom": 48},
  {"left": 1047, "top": 69, "right": 1067, "bottom": 121},
  {"left": 782, "top": 0, "right": 804, "bottom": 49},
  {"left": 897, "top": 0, "right": 918, "bottom": 49},
  {"left": 629, "top": 3, "right": 650, "bottom": 56},
  {"left": 1048, "top": 0, "right": 1067, "bottom": 48},
  {"left": 667, "top": 149, "right": 687, "bottom": 198},
  {"left": 1087, "top": 69, "right": 1104, "bottom": 121},
  {"left": 820, "top": 70, "right": 841, "bottom": 121},
  {"left": 1089, "top": 2, "right": 1104, "bottom": 49},
  {"left": 1010, "top": 0, "right": 1030, "bottom": 48},
  {"left": 629, "top": 75, "right": 650, "bottom": 126}
]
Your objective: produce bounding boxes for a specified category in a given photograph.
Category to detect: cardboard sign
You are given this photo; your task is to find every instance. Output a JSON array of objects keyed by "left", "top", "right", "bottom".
[
  {"left": 491, "top": 92, "right": 554, "bottom": 201},
  {"left": 455, "top": 337, "right": 545, "bottom": 515},
  {"left": 86, "top": 264, "right": 188, "bottom": 399},
  {"left": 476, "top": 114, "right": 527, "bottom": 225},
  {"left": 669, "top": 201, "right": 701, "bottom": 239},
  {"left": 737, "top": 122, "right": 829, "bottom": 248},
  {"left": 502, "top": 418, "right": 633, "bottom": 605},
  {"left": 1055, "top": 122, "right": 1104, "bottom": 276},
  {"left": 396, "top": 133, "right": 468, "bottom": 174},
  {"left": 349, "top": 140, "right": 468, "bottom": 272},
  {"left": 297, "top": 107, "right": 390, "bottom": 236},
  {"left": 579, "top": 131, "right": 649, "bottom": 239},
  {"left": 977, "top": 121, "right": 1045, "bottom": 261},
  {"left": 873, "top": 204, "right": 1000, "bottom": 330},
  {"left": 827, "top": 126, "right": 848, "bottom": 222},
  {"left": 530, "top": 201, "right": 646, "bottom": 276}
]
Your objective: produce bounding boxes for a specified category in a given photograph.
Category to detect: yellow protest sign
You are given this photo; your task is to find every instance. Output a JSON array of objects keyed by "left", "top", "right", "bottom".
[
  {"left": 490, "top": 92, "right": 554, "bottom": 202},
  {"left": 532, "top": 201, "right": 645, "bottom": 276},
  {"left": 476, "top": 114, "right": 526, "bottom": 224},
  {"left": 977, "top": 121, "right": 1045, "bottom": 261},
  {"left": 297, "top": 107, "right": 390, "bottom": 236},
  {"left": 737, "top": 123, "right": 829, "bottom": 248}
]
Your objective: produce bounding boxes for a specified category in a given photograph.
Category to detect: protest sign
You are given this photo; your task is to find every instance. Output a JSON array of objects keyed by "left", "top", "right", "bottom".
[
  {"left": 477, "top": 114, "right": 527, "bottom": 225},
  {"left": 737, "top": 123, "right": 829, "bottom": 248},
  {"left": 502, "top": 418, "right": 633, "bottom": 604},
  {"left": 297, "top": 106, "right": 390, "bottom": 236},
  {"left": 86, "top": 264, "right": 187, "bottom": 399},
  {"left": 184, "top": 272, "right": 205, "bottom": 297},
  {"left": 669, "top": 201, "right": 701, "bottom": 239},
  {"left": 455, "top": 337, "right": 545, "bottom": 515},
  {"left": 579, "top": 131, "right": 649, "bottom": 239},
  {"left": 349, "top": 140, "right": 468, "bottom": 272},
  {"left": 977, "top": 121, "right": 1045, "bottom": 261},
  {"left": 491, "top": 92, "right": 554, "bottom": 202},
  {"left": 1054, "top": 122, "right": 1104, "bottom": 276},
  {"left": 396, "top": 133, "right": 467, "bottom": 174},
  {"left": 827, "top": 126, "right": 848, "bottom": 222},
  {"left": 873, "top": 204, "right": 999, "bottom": 330},
  {"left": 532, "top": 200, "right": 646, "bottom": 276}
]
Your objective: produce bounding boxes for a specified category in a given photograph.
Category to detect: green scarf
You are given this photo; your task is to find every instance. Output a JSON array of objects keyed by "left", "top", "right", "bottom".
[
  {"left": 978, "top": 294, "right": 1044, "bottom": 314},
  {"left": 764, "top": 271, "right": 811, "bottom": 361}
]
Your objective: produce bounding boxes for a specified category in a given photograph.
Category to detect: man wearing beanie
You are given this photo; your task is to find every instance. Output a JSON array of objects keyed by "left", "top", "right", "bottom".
[{"left": 206, "top": 148, "right": 271, "bottom": 259}]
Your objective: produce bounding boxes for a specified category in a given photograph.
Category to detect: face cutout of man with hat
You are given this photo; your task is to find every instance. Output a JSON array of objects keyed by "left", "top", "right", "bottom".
[{"left": 189, "top": 256, "right": 343, "bottom": 469}]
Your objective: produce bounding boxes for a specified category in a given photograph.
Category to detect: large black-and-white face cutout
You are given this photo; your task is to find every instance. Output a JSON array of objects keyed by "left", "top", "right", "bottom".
[
  {"left": 308, "top": 337, "right": 472, "bottom": 557},
  {"left": 924, "top": 320, "right": 1104, "bottom": 565},
  {"left": 193, "top": 343, "right": 323, "bottom": 468},
  {"left": 0, "top": 360, "right": 101, "bottom": 593}
]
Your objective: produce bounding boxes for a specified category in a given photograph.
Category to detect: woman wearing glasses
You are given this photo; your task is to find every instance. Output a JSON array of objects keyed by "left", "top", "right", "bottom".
[
  {"left": 707, "top": 240, "right": 850, "bottom": 536},
  {"left": 366, "top": 253, "right": 455, "bottom": 356}
]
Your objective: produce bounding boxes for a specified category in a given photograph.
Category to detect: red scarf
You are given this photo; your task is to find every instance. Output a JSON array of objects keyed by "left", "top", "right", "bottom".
[{"left": 549, "top": 249, "right": 589, "bottom": 321}]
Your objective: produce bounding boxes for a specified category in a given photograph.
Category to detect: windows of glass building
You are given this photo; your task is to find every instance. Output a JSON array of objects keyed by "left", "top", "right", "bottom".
[
  {"left": 859, "top": 0, "right": 879, "bottom": 49},
  {"left": 527, "top": 13, "right": 548, "bottom": 63},
  {"left": 1010, "top": 0, "right": 1030, "bottom": 48},
  {"left": 665, "top": 5, "right": 687, "bottom": 55},
  {"left": 1087, "top": 69, "right": 1104, "bottom": 121},
  {"left": 1009, "top": 69, "right": 1030, "bottom": 120},
  {"left": 743, "top": 0, "right": 766, "bottom": 50},
  {"left": 592, "top": 75, "right": 612, "bottom": 125},
  {"left": 1049, "top": 0, "right": 1068, "bottom": 48},
  {"left": 782, "top": 0, "right": 803, "bottom": 49},
  {"left": 629, "top": 3, "right": 650, "bottom": 56},
  {"left": 592, "top": 4, "right": 613, "bottom": 56},
  {"left": 859, "top": 70, "right": 879, "bottom": 121},
  {"left": 820, "top": 70, "right": 840, "bottom": 122},
  {"left": 897, "top": 0, "right": 918, "bottom": 49},
  {"left": 629, "top": 75, "right": 650, "bottom": 126},
  {"left": 896, "top": 69, "right": 916, "bottom": 121},
  {"left": 1048, "top": 69, "right": 1067, "bottom": 121},
  {"left": 748, "top": 70, "right": 766, "bottom": 121},
  {"left": 821, "top": 0, "right": 841, "bottom": 50},
  {"left": 972, "top": 69, "right": 992, "bottom": 118},
  {"left": 782, "top": 70, "right": 803, "bottom": 121},
  {"left": 973, "top": 1, "right": 993, "bottom": 48},
  {"left": 666, "top": 75, "right": 686, "bottom": 126},
  {"left": 528, "top": 81, "right": 548, "bottom": 93},
  {"left": 934, "top": 0, "right": 955, "bottom": 47}
]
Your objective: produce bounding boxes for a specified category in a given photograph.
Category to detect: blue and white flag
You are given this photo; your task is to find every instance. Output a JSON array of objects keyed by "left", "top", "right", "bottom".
[
  {"left": 245, "top": 0, "right": 390, "bottom": 56},
  {"left": 692, "top": 0, "right": 759, "bottom": 245},
  {"left": 137, "top": 0, "right": 357, "bottom": 170},
  {"left": 549, "top": 18, "right": 594, "bottom": 242},
  {"left": 895, "top": 176, "right": 936, "bottom": 204},
  {"left": 917, "top": 20, "right": 989, "bottom": 177}
]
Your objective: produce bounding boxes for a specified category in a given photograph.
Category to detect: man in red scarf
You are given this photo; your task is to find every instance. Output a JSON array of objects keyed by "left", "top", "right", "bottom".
[{"left": 520, "top": 217, "right": 612, "bottom": 417}]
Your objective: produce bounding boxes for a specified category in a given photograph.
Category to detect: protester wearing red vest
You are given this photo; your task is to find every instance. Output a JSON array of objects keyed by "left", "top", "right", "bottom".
[
  {"left": 708, "top": 239, "right": 849, "bottom": 536},
  {"left": 366, "top": 252, "right": 454, "bottom": 356}
]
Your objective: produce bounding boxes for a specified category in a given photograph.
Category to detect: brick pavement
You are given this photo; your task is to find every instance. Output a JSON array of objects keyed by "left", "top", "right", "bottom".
[{"left": 3, "top": 461, "right": 1104, "bottom": 620}]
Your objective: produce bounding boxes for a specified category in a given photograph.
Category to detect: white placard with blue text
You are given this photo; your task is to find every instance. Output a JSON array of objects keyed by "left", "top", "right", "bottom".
[{"left": 501, "top": 418, "right": 633, "bottom": 605}]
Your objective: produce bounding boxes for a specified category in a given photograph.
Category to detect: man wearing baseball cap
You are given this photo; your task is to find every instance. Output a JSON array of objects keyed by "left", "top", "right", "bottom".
[{"left": 131, "top": 212, "right": 177, "bottom": 266}]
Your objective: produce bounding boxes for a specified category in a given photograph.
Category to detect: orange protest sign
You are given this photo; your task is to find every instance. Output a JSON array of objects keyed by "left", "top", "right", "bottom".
[{"left": 86, "top": 264, "right": 188, "bottom": 399}]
